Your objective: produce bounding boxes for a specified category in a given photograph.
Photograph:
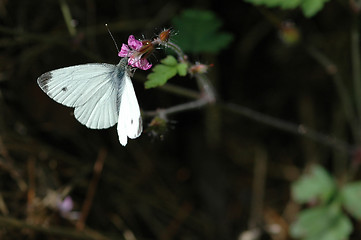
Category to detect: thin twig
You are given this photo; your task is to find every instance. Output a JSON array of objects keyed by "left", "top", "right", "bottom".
[
  {"left": 0, "top": 215, "right": 110, "bottom": 240},
  {"left": 143, "top": 98, "right": 209, "bottom": 118},
  {"left": 249, "top": 147, "right": 267, "bottom": 229},
  {"left": 76, "top": 148, "right": 107, "bottom": 230},
  {"left": 59, "top": 0, "right": 76, "bottom": 37},
  {"left": 161, "top": 202, "right": 193, "bottom": 240},
  {"left": 157, "top": 83, "right": 200, "bottom": 99},
  {"left": 143, "top": 77, "right": 353, "bottom": 154},
  {"left": 27, "top": 157, "right": 36, "bottom": 206},
  {"left": 0, "top": 193, "right": 9, "bottom": 215},
  {"left": 305, "top": 44, "right": 360, "bottom": 141},
  {"left": 195, "top": 74, "right": 216, "bottom": 103},
  {"left": 351, "top": 15, "right": 361, "bottom": 124},
  {"left": 222, "top": 102, "right": 353, "bottom": 153},
  {"left": 0, "top": 137, "right": 27, "bottom": 191}
]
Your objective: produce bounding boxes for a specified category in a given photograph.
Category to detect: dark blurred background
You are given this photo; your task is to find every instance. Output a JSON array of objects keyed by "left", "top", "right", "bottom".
[{"left": 0, "top": 0, "right": 356, "bottom": 239}]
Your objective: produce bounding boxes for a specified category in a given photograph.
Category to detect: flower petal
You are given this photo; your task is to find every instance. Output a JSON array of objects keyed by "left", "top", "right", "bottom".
[
  {"left": 128, "top": 55, "right": 140, "bottom": 66},
  {"left": 57, "top": 196, "right": 73, "bottom": 213},
  {"left": 118, "top": 44, "right": 130, "bottom": 57},
  {"left": 127, "top": 56, "right": 151, "bottom": 70},
  {"left": 134, "top": 58, "right": 152, "bottom": 70},
  {"left": 128, "top": 35, "right": 142, "bottom": 50}
]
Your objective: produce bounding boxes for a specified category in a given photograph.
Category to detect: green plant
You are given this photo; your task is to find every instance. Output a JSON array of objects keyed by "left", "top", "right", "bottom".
[
  {"left": 291, "top": 165, "right": 361, "bottom": 240},
  {"left": 244, "top": 0, "right": 331, "bottom": 17}
]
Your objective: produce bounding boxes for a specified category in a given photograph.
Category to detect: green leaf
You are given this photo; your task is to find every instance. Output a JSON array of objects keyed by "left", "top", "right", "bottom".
[
  {"left": 160, "top": 55, "right": 177, "bottom": 65},
  {"left": 177, "top": 63, "right": 188, "bottom": 76},
  {"left": 292, "top": 165, "right": 336, "bottom": 204},
  {"left": 301, "top": 0, "right": 330, "bottom": 18},
  {"left": 171, "top": 9, "right": 233, "bottom": 54},
  {"left": 244, "top": 0, "right": 330, "bottom": 17},
  {"left": 281, "top": 0, "right": 302, "bottom": 8},
  {"left": 290, "top": 204, "right": 352, "bottom": 240},
  {"left": 341, "top": 181, "right": 361, "bottom": 220},
  {"left": 145, "top": 56, "right": 187, "bottom": 89},
  {"left": 244, "top": 0, "right": 286, "bottom": 8}
]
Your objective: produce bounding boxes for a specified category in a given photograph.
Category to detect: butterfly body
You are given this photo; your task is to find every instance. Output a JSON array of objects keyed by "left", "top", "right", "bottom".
[{"left": 37, "top": 58, "right": 142, "bottom": 146}]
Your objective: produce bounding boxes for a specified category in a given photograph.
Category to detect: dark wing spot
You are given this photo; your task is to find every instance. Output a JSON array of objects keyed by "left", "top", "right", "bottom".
[
  {"left": 131, "top": 119, "right": 133, "bottom": 124},
  {"left": 37, "top": 72, "right": 53, "bottom": 92},
  {"left": 62, "top": 87, "right": 67, "bottom": 92}
]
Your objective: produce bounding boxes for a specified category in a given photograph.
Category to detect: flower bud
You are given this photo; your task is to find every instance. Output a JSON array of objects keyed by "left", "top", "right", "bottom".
[
  {"left": 189, "top": 62, "right": 213, "bottom": 75},
  {"left": 279, "top": 21, "right": 301, "bottom": 46},
  {"left": 158, "top": 29, "right": 171, "bottom": 42}
]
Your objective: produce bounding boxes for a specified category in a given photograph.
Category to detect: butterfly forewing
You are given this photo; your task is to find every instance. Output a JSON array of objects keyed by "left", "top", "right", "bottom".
[
  {"left": 37, "top": 59, "right": 143, "bottom": 146},
  {"left": 37, "top": 63, "right": 121, "bottom": 129}
]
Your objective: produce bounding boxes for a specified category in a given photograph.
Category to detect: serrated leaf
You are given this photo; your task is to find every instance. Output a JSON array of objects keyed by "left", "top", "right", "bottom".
[
  {"left": 160, "top": 55, "right": 178, "bottom": 65},
  {"left": 145, "top": 56, "right": 187, "bottom": 89},
  {"left": 290, "top": 204, "right": 352, "bottom": 240},
  {"left": 177, "top": 63, "right": 188, "bottom": 76},
  {"left": 145, "top": 65, "right": 177, "bottom": 89},
  {"left": 171, "top": 9, "right": 233, "bottom": 54},
  {"left": 291, "top": 165, "right": 336, "bottom": 204},
  {"left": 341, "top": 181, "right": 361, "bottom": 220}
]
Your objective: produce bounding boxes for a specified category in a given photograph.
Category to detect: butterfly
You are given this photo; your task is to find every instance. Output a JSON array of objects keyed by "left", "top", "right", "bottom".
[{"left": 37, "top": 57, "right": 142, "bottom": 146}]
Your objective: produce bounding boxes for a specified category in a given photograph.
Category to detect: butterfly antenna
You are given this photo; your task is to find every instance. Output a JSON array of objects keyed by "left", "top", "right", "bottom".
[{"left": 105, "top": 24, "right": 120, "bottom": 53}]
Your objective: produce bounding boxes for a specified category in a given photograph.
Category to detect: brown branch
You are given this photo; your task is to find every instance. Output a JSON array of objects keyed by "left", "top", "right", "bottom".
[
  {"left": 0, "top": 215, "right": 110, "bottom": 240},
  {"left": 0, "top": 137, "right": 27, "bottom": 191},
  {"left": 222, "top": 102, "right": 353, "bottom": 153},
  {"left": 76, "top": 148, "right": 107, "bottom": 230}
]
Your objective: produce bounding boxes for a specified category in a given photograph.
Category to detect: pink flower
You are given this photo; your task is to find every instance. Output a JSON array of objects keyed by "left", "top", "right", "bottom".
[
  {"left": 56, "top": 195, "right": 80, "bottom": 220},
  {"left": 57, "top": 196, "right": 73, "bottom": 213},
  {"left": 119, "top": 35, "right": 152, "bottom": 70}
]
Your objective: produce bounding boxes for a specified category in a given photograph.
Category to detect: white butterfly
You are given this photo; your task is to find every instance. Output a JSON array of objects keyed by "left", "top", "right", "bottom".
[{"left": 37, "top": 58, "right": 142, "bottom": 146}]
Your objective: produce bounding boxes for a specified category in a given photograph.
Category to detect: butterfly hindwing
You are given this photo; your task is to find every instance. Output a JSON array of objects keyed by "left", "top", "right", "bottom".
[{"left": 117, "top": 73, "right": 142, "bottom": 146}]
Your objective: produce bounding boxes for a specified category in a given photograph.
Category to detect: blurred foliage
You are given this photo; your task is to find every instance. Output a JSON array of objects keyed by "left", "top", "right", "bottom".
[
  {"left": 171, "top": 9, "right": 233, "bottom": 53},
  {"left": 290, "top": 203, "right": 352, "bottom": 240},
  {"left": 291, "top": 165, "right": 361, "bottom": 240},
  {"left": 291, "top": 165, "right": 335, "bottom": 204},
  {"left": 341, "top": 182, "right": 361, "bottom": 220},
  {"left": 244, "top": 0, "right": 331, "bottom": 17}
]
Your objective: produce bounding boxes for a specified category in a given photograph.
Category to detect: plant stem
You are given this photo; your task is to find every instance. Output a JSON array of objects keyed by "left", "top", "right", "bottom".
[
  {"left": 305, "top": 44, "right": 360, "bottom": 141},
  {"left": 162, "top": 41, "right": 186, "bottom": 61},
  {"left": 195, "top": 74, "right": 216, "bottom": 103},
  {"left": 144, "top": 98, "right": 209, "bottom": 118},
  {"left": 223, "top": 102, "right": 353, "bottom": 154},
  {"left": 59, "top": 0, "right": 76, "bottom": 37},
  {"left": 76, "top": 148, "right": 107, "bottom": 230},
  {"left": 351, "top": 15, "right": 361, "bottom": 135},
  {"left": 0, "top": 215, "right": 110, "bottom": 240}
]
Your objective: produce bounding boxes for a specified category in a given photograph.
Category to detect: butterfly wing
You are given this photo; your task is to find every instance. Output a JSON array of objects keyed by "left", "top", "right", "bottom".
[
  {"left": 117, "top": 72, "right": 142, "bottom": 146},
  {"left": 37, "top": 63, "right": 120, "bottom": 129}
]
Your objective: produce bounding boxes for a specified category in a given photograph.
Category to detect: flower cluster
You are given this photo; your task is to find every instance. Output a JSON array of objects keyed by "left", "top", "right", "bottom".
[
  {"left": 119, "top": 35, "right": 152, "bottom": 70},
  {"left": 119, "top": 29, "right": 172, "bottom": 71}
]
